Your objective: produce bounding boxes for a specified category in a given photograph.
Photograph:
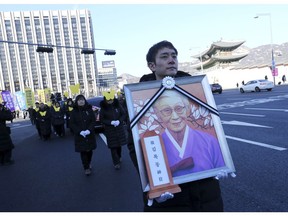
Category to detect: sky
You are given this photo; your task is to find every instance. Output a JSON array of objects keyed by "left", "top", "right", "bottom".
[{"left": 1, "top": 1, "right": 288, "bottom": 78}]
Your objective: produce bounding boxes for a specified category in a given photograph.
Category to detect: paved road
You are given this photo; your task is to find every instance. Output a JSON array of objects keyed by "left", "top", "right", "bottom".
[
  {"left": 1, "top": 84, "right": 288, "bottom": 212},
  {"left": 214, "top": 85, "right": 288, "bottom": 212},
  {"left": 1, "top": 119, "right": 143, "bottom": 212}
]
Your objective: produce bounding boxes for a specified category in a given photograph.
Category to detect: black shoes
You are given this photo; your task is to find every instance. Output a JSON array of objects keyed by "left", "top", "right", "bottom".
[
  {"left": 1, "top": 160, "right": 15, "bottom": 166},
  {"left": 84, "top": 168, "right": 92, "bottom": 176},
  {"left": 114, "top": 164, "right": 121, "bottom": 170},
  {"left": 84, "top": 164, "right": 92, "bottom": 176}
]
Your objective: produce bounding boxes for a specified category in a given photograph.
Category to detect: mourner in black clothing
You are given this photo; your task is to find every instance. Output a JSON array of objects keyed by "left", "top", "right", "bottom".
[
  {"left": 36, "top": 103, "right": 52, "bottom": 141},
  {"left": 100, "top": 91, "right": 127, "bottom": 170},
  {"left": 0, "top": 103, "right": 15, "bottom": 165},
  {"left": 65, "top": 98, "right": 74, "bottom": 134},
  {"left": 70, "top": 95, "right": 97, "bottom": 176},
  {"left": 127, "top": 40, "right": 224, "bottom": 212},
  {"left": 51, "top": 101, "right": 65, "bottom": 137},
  {"left": 33, "top": 102, "right": 41, "bottom": 138}
]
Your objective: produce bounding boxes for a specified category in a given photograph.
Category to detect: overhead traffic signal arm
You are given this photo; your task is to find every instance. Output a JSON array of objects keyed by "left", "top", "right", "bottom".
[
  {"left": 104, "top": 50, "right": 116, "bottom": 55},
  {"left": 36, "top": 46, "right": 53, "bottom": 53},
  {"left": 1, "top": 40, "right": 115, "bottom": 55},
  {"left": 81, "top": 49, "right": 95, "bottom": 54},
  {"left": 81, "top": 49, "right": 116, "bottom": 55}
]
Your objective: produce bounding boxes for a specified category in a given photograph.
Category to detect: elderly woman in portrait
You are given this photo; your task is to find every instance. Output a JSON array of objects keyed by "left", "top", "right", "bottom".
[{"left": 152, "top": 90, "right": 225, "bottom": 177}]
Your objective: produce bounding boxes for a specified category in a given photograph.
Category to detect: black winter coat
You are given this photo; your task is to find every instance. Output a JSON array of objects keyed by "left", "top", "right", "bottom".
[
  {"left": 65, "top": 105, "right": 74, "bottom": 128},
  {"left": 99, "top": 99, "right": 127, "bottom": 148},
  {"left": 36, "top": 107, "right": 52, "bottom": 136},
  {"left": 50, "top": 106, "right": 65, "bottom": 126},
  {"left": 129, "top": 71, "right": 224, "bottom": 212},
  {"left": 70, "top": 103, "right": 96, "bottom": 152},
  {"left": 0, "top": 108, "right": 14, "bottom": 151}
]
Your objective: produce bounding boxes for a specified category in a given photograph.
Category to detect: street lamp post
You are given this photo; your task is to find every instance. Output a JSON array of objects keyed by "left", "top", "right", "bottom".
[{"left": 254, "top": 13, "right": 276, "bottom": 85}]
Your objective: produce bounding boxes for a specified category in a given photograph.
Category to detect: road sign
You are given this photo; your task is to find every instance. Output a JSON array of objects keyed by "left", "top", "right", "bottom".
[{"left": 272, "top": 68, "right": 278, "bottom": 76}]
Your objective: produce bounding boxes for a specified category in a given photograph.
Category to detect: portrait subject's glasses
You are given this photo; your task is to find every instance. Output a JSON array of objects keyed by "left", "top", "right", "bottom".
[{"left": 160, "top": 105, "right": 186, "bottom": 117}]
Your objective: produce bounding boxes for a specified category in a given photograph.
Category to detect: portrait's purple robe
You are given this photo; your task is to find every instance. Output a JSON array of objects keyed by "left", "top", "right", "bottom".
[{"left": 162, "top": 126, "right": 225, "bottom": 177}]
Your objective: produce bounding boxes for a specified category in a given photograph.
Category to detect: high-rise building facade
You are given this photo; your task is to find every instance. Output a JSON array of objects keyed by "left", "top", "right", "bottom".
[
  {"left": 98, "top": 67, "right": 118, "bottom": 93},
  {"left": 0, "top": 9, "right": 99, "bottom": 98}
]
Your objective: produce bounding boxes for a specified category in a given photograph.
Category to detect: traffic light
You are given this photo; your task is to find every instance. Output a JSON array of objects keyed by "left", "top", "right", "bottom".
[
  {"left": 36, "top": 46, "right": 53, "bottom": 53},
  {"left": 81, "top": 49, "right": 95, "bottom": 54},
  {"left": 104, "top": 50, "right": 116, "bottom": 55}
]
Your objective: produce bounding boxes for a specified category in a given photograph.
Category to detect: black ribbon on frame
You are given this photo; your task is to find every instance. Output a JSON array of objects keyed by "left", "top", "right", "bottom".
[
  {"left": 130, "top": 84, "right": 219, "bottom": 130},
  {"left": 173, "top": 84, "right": 219, "bottom": 116},
  {"left": 130, "top": 85, "right": 165, "bottom": 129}
]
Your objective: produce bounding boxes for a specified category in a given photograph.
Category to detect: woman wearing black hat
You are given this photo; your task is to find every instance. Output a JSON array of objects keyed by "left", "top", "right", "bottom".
[{"left": 70, "top": 95, "right": 97, "bottom": 176}]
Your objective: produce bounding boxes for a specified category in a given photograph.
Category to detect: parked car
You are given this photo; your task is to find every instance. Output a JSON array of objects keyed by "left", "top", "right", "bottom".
[
  {"left": 210, "top": 83, "right": 222, "bottom": 94},
  {"left": 239, "top": 79, "right": 274, "bottom": 93},
  {"left": 86, "top": 96, "right": 105, "bottom": 133}
]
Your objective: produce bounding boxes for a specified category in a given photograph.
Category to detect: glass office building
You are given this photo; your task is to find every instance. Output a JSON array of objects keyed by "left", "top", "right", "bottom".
[{"left": 0, "top": 9, "right": 99, "bottom": 98}]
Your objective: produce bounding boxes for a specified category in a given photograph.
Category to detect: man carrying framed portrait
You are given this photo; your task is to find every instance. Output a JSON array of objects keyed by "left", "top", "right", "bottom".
[{"left": 124, "top": 40, "right": 235, "bottom": 212}]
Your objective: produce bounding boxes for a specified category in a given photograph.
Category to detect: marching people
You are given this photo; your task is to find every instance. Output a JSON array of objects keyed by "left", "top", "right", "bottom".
[
  {"left": 99, "top": 91, "right": 127, "bottom": 170},
  {"left": 10, "top": 110, "right": 16, "bottom": 123},
  {"left": 127, "top": 40, "right": 226, "bottom": 212},
  {"left": 117, "top": 91, "right": 128, "bottom": 124},
  {"left": 69, "top": 94, "right": 97, "bottom": 176},
  {"left": 16, "top": 110, "right": 20, "bottom": 119},
  {"left": 65, "top": 98, "right": 74, "bottom": 134},
  {"left": 36, "top": 102, "right": 52, "bottom": 141},
  {"left": 282, "top": 74, "right": 286, "bottom": 84},
  {"left": 23, "top": 109, "right": 28, "bottom": 119},
  {"left": 0, "top": 102, "right": 15, "bottom": 166},
  {"left": 51, "top": 101, "right": 65, "bottom": 137},
  {"left": 28, "top": 106, "right": 35, "bottom": 125},
  {"left": 33, "top": 102, "right": 42, "bottom": 139}
]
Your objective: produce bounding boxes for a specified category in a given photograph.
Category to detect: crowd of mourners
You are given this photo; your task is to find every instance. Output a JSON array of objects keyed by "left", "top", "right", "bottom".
[
  {"left": 1, "top": 41, "right": 229, "bottom": 212},
  {"left": 27, "top": 98, "right": 75, "bottom": 141},
  {"left": 2, "top": 92, "right": 129, "bottom": 175}
]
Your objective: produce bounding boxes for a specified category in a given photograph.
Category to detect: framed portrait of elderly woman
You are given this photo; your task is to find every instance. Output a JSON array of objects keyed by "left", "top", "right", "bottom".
[{"left": 123, "top": 75, "right": 235, "bottom": 192}]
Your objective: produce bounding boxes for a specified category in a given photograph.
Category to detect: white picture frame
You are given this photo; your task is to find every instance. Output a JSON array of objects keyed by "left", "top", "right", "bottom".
[{"left": 124, "top": 75, "right": 235, "bottom": 192}]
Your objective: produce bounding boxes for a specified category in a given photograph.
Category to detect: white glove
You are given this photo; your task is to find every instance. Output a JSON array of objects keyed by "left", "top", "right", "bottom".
[
  {"left": 214, "top": 170, "right": 235, "bottom": 180},
  {"left": 147, "top": 192, "right": 174, "bottom": 206},
  {"left": 111, "top": 121, "right": 116, "bottom": 126},
  {"left": 80, "top": 131, "right": 86, "bottom": 138},
  {"left": 84, "top": 130, "right": 90, "bottom": 136},
  {"left": 114, "top": 120, "right": 120, "bottom": 127}
]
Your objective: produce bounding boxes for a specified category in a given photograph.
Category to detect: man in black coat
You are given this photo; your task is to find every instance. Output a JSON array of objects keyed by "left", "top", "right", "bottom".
[
  {"left": 0, "top": 103, "right": 15, "bottom": 165},
  {"left": 127, "top": 40, "right": 224, "bottom": 212}
]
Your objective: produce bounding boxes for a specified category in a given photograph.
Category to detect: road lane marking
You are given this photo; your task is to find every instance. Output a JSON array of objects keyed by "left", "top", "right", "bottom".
[
  {"left": 222, "top": 120, "right": 272, "bottom": 128},
  {"left": 10, "top": 124, "right": 33, "bottom": 130},
  {"left": 226, "top": 98, "right": 252, "bottom": 101},
  {"left": 245, "top": 108, "right": 288, "bottom": 112},
  {"left": 220, "top": 112, "right": 265, "bottom": 117},
  {"left": 99, "top": 133, "right": 107, "bottom": 145},
  {"left": 9, "top": 123, "right": 21, "bottom": 126},
  {"left": 217, "top": 94, "right": 288, "bottom": 110},
  {"left": 226, "top": 135, "right": 287, "bottom": 151}
]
